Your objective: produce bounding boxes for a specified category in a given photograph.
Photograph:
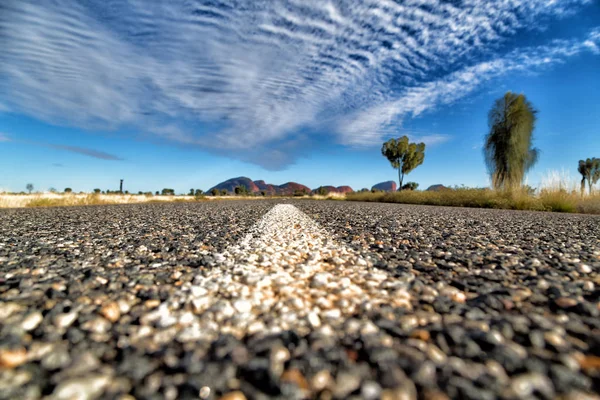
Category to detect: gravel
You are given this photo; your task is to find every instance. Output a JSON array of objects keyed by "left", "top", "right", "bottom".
[{"left": 1, "top": 200, "right": 599, "bottom": 399}]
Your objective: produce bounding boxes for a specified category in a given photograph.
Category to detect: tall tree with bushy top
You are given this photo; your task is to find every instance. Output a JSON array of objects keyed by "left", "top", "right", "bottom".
[
  {"left": 484, "top": 92, "right": 539, "bottom": 190},
  {"left": 578, "top": 158, "right": 600, "bottom": 195},
  {"left": 381, "top": 136, "right": 425, "bottom": 190}
]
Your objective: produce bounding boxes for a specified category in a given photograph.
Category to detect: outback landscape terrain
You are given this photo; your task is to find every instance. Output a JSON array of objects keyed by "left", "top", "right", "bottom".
[{"left": 2, "top": 1, "right": 600, "bottom": 399}]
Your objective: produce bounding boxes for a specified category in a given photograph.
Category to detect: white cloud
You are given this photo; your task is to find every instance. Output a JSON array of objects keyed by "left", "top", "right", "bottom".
[
  {"left": 337, "top": 31, "right": 600, "bottom": 145},
  {"left": 0, "top": 0, "right": 596, "bottom": 168},
  {"left": 0, "top": 133, "right": 11, "bottom": 142}
]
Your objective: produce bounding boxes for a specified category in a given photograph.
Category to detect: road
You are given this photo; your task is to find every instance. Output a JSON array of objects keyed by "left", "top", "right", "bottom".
[{"left": 1, "top": 200, "right": 599, "bottom": 399}]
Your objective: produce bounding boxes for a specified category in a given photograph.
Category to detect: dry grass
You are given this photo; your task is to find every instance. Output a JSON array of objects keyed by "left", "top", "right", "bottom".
[
  {"left": 308, "top": 192, "right": 347, "bottom": 201},
  {"left": 346, "top": 188, "right": 600, "bottom": 214},
  {"left": 346, "top": 169, "right": 600, "bottom": 215},
  {"left": 0, "top": 192, "right": 291, "bottom": 208},
  {"left": 0, "top": 193, "right": 204, "bottom": 208}
]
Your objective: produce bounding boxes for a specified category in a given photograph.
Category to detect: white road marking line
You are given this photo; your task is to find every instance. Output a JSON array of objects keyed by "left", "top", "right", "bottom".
[{"left": 143, "top": 204, "right": 413, "bottom": 343}]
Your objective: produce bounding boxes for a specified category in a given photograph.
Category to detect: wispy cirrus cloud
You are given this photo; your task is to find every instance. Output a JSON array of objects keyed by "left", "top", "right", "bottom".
[
  {"left": 47, "top": 144, "right": 123, "bottom": 161},
  {"left": 337, "top": 29, "right": 600, "bottom": 145},
  {"left": 0, "top": 133, "right": 122, "bottom": 160},
  {"left": 0, "top": 0, "right": 597, "bottom": 168}
]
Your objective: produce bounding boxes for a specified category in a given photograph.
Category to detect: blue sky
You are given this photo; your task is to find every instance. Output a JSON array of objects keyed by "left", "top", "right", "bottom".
[{"left": 1, "top": 0, "right": 599, "bottom": 193}]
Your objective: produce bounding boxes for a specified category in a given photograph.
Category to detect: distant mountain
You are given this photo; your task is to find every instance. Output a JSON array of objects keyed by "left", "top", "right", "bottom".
[
  {"left": 335, "top": 186, "right": 354, "bottom": 194},
  {"left": 312, "top": 185, "right": 354, "bottom": 195},
  {"left": 372, "top": 181, "right": 397, "bottom": 192},
  {"left": 426, "top": 184, "right": 450, "bottom": 191},
  {"left": 208, "top": 177, "right": 259, "bottom": 193},
  {"left": 206, "top": 177, "right": 357, "bottom": 196},
  {"left": 209, "top": 177, "right": 311, "bottom": 195},
  {"left": 253, "top": 180, "right": 277, "bottom": 195}
]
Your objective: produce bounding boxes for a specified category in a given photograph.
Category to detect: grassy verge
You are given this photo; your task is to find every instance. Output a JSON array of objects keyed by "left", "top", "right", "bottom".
[
  {"left": 346, "top": 188, "right": 600, "bottom": 214},
  {"left": 0, "top": 193, "right": 292, "bottom": 208},
  {"left": 0, "top": 193, "right": 207, "bottom": 208}
]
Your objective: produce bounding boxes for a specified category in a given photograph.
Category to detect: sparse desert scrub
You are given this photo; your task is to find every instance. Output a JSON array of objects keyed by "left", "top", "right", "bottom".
[
  {"left": 0, "top": 192, "right": 282, "bottom": 208},
  {"left": 346, "top": 187, "right": 548, "bottom": 210},
  {"left": 0, "top": 193, "right": 200, "bottom": 208},
  {"left": 345, "top": 172, "right": 600, "bottom": 215}
]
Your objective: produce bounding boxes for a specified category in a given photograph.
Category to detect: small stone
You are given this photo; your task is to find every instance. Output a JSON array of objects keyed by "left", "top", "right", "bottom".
[
  {"left": 311, "top": 273, "right": 329, "bottom": 288},
  {"left": 0, "top": 348, "right": 27, "bottom": 368},
  {"left": 579, "top": 355, "right": 600, "bottom": 370},
  {"left": 555, "top": 297, "right": 578, "bottom": 309},
  {"left": 311, "top": 370, "right": 332, "bottom": 392},
  {"left": 323, "top": 309, "right": 341, "bottom": 320},
  {"left": 509, "top": 373, "right": 555, "bottom": 399},
  {"left": 100, "top": 302, "right": 121, "bottom": 322},
  {"left": 281, "top": 369, "right": 309, "bottom": 390},
  {"left": 199, "top": 386, "right": 211, "bottom": 399},
  {"left": 399, "top": 315, "right": 419, "bottom": 330},
  {"left": 333, "top": 370, "right": 361, "bottom": 398},
  {"left": 381, "top": 385, "right": 418, "bottom": 400},
  {"left": 410, "top": 329, "right": 430, "bottom": 341},
  {"left": 307, "top": 312, "right": 321, "bottom": 328},
  {"left": 51, "top": 374, "right": 111, "bottom": 400},
  {"left": 422, "top": 389, "right": 450, "bottom": 400},
  {"left": 41, "top": 349, "right": 71, "bottom": 370},
  {"left": 361, "top": 381, "right": 382, "bottom": 400},
  {"left": 270, "top": 345, "right": 290, "bottom": 376},
  {"left": 233, "top": 299, "right": 252, "bottom": 314},
  {"left": 219, "top": 391, "right": 247, "bottom": 400},
  {"left": 451, "top": 291, "right": 466, "bottom": 303},
  {"left": 21, "top": 312, "right": 43, "bottom": 331},
  {"left": 55, "top": 312, "right": 78, "bottom": 328},
  {"left": 145, "top": 299, "right": 161, "bottom": 309},
  {"left": 426, "top": 345, "right": 447, "bottom": 364},
  {"left": 578, "top": 264, "right": 592, "bottom": 274},
  {"left": 544, "top": 331, "right": 566, "bottom": 349}
]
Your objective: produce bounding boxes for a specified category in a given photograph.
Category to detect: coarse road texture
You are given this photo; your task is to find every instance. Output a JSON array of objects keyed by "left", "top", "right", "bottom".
[{"left": 0, "top": 200, "right": 599, "bottom": 400}]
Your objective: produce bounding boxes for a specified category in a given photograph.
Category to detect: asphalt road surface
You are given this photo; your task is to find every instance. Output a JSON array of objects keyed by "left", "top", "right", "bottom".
[{"left": 1, "top": 200, "right": 599, "bottom": 400}]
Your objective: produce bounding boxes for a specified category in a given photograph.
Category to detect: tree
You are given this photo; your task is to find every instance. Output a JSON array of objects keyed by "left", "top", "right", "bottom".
[
  {"left": 221, "top": 189, "right": 227, "bottom": 196},
  {"left": 381, "top": 136, "right": 426, "bottom": 190},
  {"left": 194, "top": 189, "right": 203, "bottom": 196},
  {"left": 26, "top": 183, "right": 34, "bottom": 194},
  {"left": 578, "top": 158, "right": 600, "bottom": 195},
  {"left": 484, "top": 92, "right": 539, "bottom": 190},
  {"left": 49, "top": 187, "right": 57, "bottom": 193},
  {"left": 211, "top": 188, "right": 220, "bottom": 196},
  {"left": 64, "top": 188, "right": 72, "bottom": 193},
  {"left": 316, "top": 186, "right": 328, "bottom": 196},
  {"left": 93, "top": 188, "right": 101, "bottom": 194},
  {"left": 189, "top": 188, "right": 195, "bottom": 196},
  {"left": 293, "top": 189, "right": 308, "bottom": 197},
  {"left": 234, "top": 185, "right": 248, "bottom": 195},
  {"left": 401, "top": 182, "right": 419, "bottom": 191}
]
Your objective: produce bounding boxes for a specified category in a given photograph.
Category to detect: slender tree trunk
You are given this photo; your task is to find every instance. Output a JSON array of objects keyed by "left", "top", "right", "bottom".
[
  {"left": 589, "top": 180, "right": 593, "bottom": 196},
  {"left": 581, "top": 178, "right": 586, "bottom": 197},
  {"left": 398, "top": 168, "right": 404, "bottom": 191}
]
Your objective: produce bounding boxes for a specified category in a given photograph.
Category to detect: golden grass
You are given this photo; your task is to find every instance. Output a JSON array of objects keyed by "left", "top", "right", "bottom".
[
  {"left": 346, "top": 188, "right": 600, "bottom": 214},
  {"left": 0, "top": 193, "right": 205, "bottom": 208},
  {"left": 0, "top": 192, "right": 290, "bottom": 208}
]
